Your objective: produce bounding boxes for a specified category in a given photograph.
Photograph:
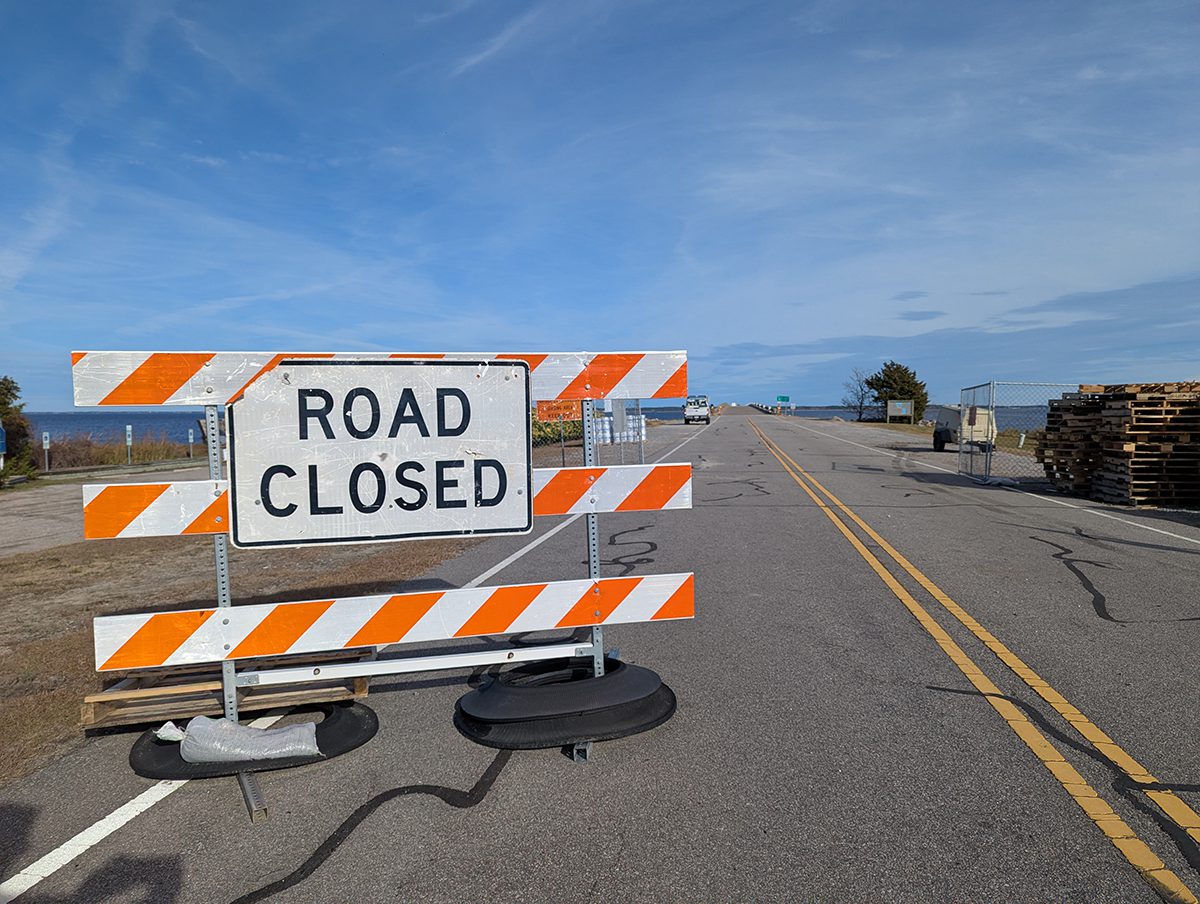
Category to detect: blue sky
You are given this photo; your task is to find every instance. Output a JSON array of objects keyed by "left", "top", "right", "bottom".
[{"left": 2, "top": 0, "right": 1198, "bottom": 408}]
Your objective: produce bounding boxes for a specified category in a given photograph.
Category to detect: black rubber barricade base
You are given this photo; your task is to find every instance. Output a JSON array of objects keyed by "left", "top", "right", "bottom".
[
  {"left": 129, "top": 702, "right": 379, "bottom": 780},
  {"left": 453, "top": 657, "right": 677, "bottom": 750}
]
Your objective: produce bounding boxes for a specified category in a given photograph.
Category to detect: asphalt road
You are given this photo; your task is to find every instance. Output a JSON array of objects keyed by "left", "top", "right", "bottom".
[{"left": 3, "top": 410, "right": 1199, "bottom": 903}]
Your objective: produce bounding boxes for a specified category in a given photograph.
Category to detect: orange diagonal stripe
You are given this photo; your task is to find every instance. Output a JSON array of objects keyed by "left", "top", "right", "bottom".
[
  {"left": 228, "top": 353, "right": 336, "bottom": 403},
  {"left": 228, "top": 600, "right": 335, "bottom": 660},
  {"left": 533, "top": 468, "right": 605, "bottom": 515},
  {"left": 71, "top": 351, "right": 87, "bottom": 365},
  {"left": 495, "top": 353, "right": 548, "bottom": 371},
  {"left": 652, "top": 361, "right": 688, "bottom": 398},
  {"left": 181, "top": 491, "right": 229, "bottom": 535},
  {"left": 615, "top": 465, "right": 690, "bottom": 512},
  {"left": 455, "top": 584, "right": 547, "bottom": 637},
  {"left": 84, "top": 484, "right": 171, "bottom": 539},
  {"left": 99, "top": 353, "right": 215, "bottom": 406},
  {"left": 346, "top": 592, "right": 444, "bottom": 646},
  {"left": 558, "top": 353, "right": 644, "bottom": 399},
  {"left": 652, "top": 575, "right": 695, "bottom": 620},
  {"left": 556, "top": 577, "right": 642, "bottom": 628},
  {"left": 101, "top": 610, "right": 214, "bottom": 670}
]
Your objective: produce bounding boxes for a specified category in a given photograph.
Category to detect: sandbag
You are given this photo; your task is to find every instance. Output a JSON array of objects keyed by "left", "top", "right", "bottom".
[{"left": 177, "top": 716, "right": 321, "bottom": 764}]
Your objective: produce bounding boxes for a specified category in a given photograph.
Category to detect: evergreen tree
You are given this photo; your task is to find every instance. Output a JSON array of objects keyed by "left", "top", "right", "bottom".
[
  {"left": 864, "top": 361, "right": 928, "bottom": 420},
  {"left": 0, "top": 376, "right": 36, "bottom": 480}
]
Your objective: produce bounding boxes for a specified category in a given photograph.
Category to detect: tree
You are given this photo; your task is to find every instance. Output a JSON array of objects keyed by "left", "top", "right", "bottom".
[
  {"left": 840, "top": 367, "right": 872, "bottom": 421},
  {"left": 864, "top": 361, "right": 928, "bottom": 421},
  {"left": 0, "top": 375, "right": 36, "bottom": 482}
]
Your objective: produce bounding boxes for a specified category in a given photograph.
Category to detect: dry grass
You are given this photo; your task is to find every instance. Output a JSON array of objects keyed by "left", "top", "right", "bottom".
[
  {"left": 0, "top": 533, "right": 477, "bottom": 786},
  {"left": 849, "top": 421, "right": 932, "bottom": 437},
  {"left": 45, "top": 433, "right": 194, "bottom": 470}
]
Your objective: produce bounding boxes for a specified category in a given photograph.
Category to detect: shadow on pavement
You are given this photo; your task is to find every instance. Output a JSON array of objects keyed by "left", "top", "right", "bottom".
[
  {"left": 21, "top": 854, "right": 183, "bottom": 904},
  {"left": 0, "top": 803, "right": 37, "bottom": 884}
]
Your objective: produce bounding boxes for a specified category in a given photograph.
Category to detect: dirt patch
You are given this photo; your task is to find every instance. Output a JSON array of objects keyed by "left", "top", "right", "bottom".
[{"left": 0, "top": 532, "right": 476, "bottom": 786}]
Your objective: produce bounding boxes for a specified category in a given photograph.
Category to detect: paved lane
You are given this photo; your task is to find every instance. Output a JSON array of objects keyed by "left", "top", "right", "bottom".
[{"left": 3, "top": 411, "right": 1197, "bottom": 902}]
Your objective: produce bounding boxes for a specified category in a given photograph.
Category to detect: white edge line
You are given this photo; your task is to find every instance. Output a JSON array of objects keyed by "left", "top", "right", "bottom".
[
  {"left": 0, "top": 710, "right": 283, "bottom": 902},
  {"left": 782, "top": 420, "right": 1200, "bottom": 548},
  {"left": 0, "top": 421, "right": 713, "bottom": 901}
]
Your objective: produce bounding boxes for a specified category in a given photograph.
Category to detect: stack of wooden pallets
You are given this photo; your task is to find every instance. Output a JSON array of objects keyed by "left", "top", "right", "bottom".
[
  {"left": 1037, "top": 383, "right": 1200, "bottom": 506},
  {"left": 1036, "top": 392, "right": 1105, "bottom": 492}
]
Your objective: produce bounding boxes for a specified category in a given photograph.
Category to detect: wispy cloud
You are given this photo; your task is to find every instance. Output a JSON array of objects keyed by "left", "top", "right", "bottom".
[
  {"left": 898, "top": 310, "right": 944, "bottom": 321},
  {"left": 418, "top": 0, "right": 479, "bottom": 26},
  {"left": 181, "top": 153, "right": 226, "bottom": 167},
  {"left": 452, "top": 6, "right": 544, "bottom": 75}
]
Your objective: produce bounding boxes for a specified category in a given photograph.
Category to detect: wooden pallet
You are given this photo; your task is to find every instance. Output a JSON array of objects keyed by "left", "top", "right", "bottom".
[
  {"left": 81, "top": 649, "right": 374, "bottom": 730},
  {"left": 1037, "top": 384, "right": 1200, "bottom": 506}
]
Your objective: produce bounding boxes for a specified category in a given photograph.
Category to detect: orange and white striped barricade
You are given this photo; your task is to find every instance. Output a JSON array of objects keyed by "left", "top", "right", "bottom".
[{"left": 75, "top": 352, "right": 693, "bottom": 742}]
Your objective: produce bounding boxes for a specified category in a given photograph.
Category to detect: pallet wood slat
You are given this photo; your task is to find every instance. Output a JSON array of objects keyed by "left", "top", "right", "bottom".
[{"left": 82, "top": 649, "right": 373, "bottom": 729}]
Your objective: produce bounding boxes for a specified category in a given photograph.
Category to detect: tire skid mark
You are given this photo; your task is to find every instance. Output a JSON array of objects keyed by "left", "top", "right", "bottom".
[
  {"left": 592, "top": 523, "right": 658, "bottom": 577},
  {"left": 1030, "top": 536, "right": 1124, "bottom": 625},
  {"left": 700, "top": 477, "right": 771, "bottom": 503},
  {"left": 231, "top": 750, "right": 513, "bottom": 903},
  {"left": 1024, "top": 532, "right": 1198, "bottom": 625}
]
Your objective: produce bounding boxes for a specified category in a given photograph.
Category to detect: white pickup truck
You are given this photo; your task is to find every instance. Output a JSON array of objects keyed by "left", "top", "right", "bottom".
[{"left": 683, "top": 395, "right": 711, "bottom": 425}]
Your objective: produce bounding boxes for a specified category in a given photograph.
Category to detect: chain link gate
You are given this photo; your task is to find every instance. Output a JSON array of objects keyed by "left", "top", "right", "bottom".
[{"left": 957, "top": 381, "right": 1080, "bottom": 483}]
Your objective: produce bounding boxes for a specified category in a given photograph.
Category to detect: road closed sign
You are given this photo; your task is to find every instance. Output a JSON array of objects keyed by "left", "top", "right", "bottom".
[{"left": 228, "top": 359, "right": 532, "bottom": 548}]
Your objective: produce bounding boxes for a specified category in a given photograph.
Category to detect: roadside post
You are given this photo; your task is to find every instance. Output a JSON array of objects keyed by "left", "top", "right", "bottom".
[
  {"left": 73, "top": 350, "right": 694, "bottom": 815},
  {"left": 42, "top": 432, "right": 50, "bottom": 471},
  {"left": 188, "top": 427, "right": 194, "bottom": 459},
  {"left": 125, "top": 424, "right": 133, "bottom": 465},
  {"left": 0, "top": 423, "right": 6, "bottom": 472}
]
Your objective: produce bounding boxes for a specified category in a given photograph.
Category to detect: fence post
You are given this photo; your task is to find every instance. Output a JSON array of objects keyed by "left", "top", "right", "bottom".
[
  {"left": 581, "top": 399, "right": 605, "bottom": 678},
  {"left": 636, "top": 398, "right": 644, "bottom": 464},
  {"left": 986, "top": 380, "right": 996, "bottom": 480}
]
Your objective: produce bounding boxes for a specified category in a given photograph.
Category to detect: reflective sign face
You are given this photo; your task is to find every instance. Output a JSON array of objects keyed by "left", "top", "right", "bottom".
[{"left": 228, "top": 360, "right": 532, "bottom": 548}]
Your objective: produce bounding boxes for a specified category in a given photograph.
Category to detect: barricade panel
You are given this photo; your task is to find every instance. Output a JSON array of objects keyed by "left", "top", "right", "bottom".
[
  {"left": 82, "top": 464, "right": 693, "bottom": 539},
  {"left": 94, "top": 574, "right": 696, "bottom": 671},
  {"left": 72, "top": 350, "right": 688, "bottom": 405}
]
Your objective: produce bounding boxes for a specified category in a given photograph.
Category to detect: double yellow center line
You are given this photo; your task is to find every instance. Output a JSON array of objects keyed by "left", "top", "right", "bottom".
[{"left": 750, "top": 419, "right": 1197, "bottom": 904}]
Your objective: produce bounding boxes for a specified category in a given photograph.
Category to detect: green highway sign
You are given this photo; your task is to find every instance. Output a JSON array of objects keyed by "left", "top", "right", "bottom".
[{"left": 776, "top": 395, "right": 790, "bottom": 403}]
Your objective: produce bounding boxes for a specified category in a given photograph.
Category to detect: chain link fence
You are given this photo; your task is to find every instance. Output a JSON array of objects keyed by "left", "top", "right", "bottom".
[
  {"left": 954, "top": 381, "right": 1079, "bottom": 482},
  {"left": 532, "top": 399, "right": 692, "bottom": 468}
]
